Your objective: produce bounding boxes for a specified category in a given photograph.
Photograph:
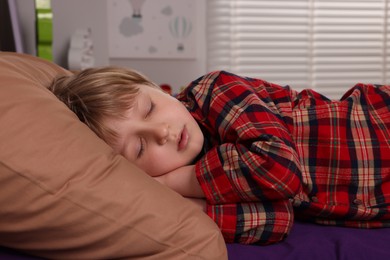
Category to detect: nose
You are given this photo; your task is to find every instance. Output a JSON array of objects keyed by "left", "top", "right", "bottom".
[{"left": 142, "top": 122, "right": 170, "bottom": 145}]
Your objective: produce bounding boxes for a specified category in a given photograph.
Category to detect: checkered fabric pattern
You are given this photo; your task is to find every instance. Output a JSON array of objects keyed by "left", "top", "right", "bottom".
[{"left": 177, "top": 71, "right": 390, "bottom": 244}]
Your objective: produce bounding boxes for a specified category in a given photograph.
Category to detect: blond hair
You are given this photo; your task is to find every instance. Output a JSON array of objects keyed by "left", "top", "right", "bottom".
[{"left": 48, "top": 66, "right": 159, "bottom": 145}]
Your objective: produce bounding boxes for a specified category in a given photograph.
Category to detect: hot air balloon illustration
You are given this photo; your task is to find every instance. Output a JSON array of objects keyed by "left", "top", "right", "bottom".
[
  {"left": 169, "top": 16, "right": 192, "bottom": 52},
  {"left": 128, "top": 0, "right": 146, "bottom": 18}
]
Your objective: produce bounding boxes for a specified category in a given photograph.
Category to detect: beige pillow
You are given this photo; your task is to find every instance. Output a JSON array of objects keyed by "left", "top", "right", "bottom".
[{"left": 0, "top": 52, "right": 227, "bottom": 259}]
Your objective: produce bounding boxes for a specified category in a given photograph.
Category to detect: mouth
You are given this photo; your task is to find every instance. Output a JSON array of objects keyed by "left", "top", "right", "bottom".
[{"left": 178, "top": 125, "right": 189, "bottom": 151}]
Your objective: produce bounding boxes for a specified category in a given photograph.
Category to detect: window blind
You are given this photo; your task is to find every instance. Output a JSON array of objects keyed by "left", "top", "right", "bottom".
[{"left": 207, "top": 0, "right": 390, "bottom": 99}]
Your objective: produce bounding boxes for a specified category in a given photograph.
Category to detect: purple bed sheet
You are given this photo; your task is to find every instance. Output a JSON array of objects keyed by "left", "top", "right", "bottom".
[
  {"left": 1, "top": 221, "right": 389, "bottom": 259},
  {"left": 227, "top": 221, "right": 390, "bottom": 259}
]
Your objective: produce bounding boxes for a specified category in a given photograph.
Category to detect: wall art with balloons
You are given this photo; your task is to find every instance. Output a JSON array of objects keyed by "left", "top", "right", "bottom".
[{"left": 108, "top": 0, "right": 196, "bottom": 59}]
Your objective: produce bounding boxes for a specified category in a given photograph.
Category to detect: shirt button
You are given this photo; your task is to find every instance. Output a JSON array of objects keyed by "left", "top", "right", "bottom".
[
  {"left": 311, "top": 196, "right": 319, "bottom": 203},
  {"left": 353, "top": 199, "right": 363, "bottom": 205}
]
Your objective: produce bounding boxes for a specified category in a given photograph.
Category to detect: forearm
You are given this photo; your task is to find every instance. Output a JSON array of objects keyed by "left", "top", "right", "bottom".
[
  {"left": 208, "top": 199, "right": 294, "bottom": 245},
  {"left": 196, "top": 141, "right": 302, "bottom": 205},
  {"left": 154, "top": 165, "right": 205, "bottom": 198}
]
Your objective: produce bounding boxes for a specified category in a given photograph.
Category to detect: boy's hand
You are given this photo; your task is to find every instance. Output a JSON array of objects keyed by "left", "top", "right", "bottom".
[{"left": 154, "top": 165, "right": 205, "bottom": 198}]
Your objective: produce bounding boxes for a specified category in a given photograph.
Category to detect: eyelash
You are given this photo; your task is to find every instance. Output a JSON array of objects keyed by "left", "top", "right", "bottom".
[
  {"left": 137, "top": 137, "right": 145, "bottom": 158},
  {"left": 146, "top": 101, "right": 155, "bottom": 118},
  {"left": 137, "top": 101, "right": 155, "bottom": 159}
]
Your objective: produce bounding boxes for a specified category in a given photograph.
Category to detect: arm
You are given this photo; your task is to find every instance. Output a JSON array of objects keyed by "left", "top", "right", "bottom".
[
  {"left": 155, "top": 165, "right": 293, "bottom": 245},
  {"left": 197, "top": 136, "right": 301, "bottom": 204},
  {"left": 179, "top": 71, "right": 302, "bottom": 205},
  {"left": 211, "top": 199, "right": 294, "bottom": 245},
  {"left": 177, "top": 71, "right": 301, "bottom": 244},
  {"left": 154, "top": 165, "right": 204, "bottom": 198}
]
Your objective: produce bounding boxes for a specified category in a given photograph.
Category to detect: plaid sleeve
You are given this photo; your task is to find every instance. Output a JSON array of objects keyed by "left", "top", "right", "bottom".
[
  {"left": 178, "top": 71, "right": 302, "bottom": 243},
  {"left": 207, "top": 199, "right": 294, "bottom": 244},
  {"left": 192, "top": 71, "right": 302, "bottom": 204}
]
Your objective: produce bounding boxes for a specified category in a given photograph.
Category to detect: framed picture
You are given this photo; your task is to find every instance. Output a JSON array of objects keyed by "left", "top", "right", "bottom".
[{"left": 108, "top": 0, "right": 196, "bottom": 59}]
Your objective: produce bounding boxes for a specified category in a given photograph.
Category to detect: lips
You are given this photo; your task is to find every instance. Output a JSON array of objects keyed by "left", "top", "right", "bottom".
[{"left": 178, "top": 125, "right": 189, "bottom": 151}]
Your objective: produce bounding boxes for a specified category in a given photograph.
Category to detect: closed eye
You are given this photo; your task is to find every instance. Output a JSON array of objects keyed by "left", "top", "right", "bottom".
[
  {"left": 146, "top": 100, "right": 155, "bottom": 118},
  {"left": 137, "top": 98, "right": 154, "bottom": 159},
  {"left": 137, "top": 137, "right": 145, "bottom": 159}
]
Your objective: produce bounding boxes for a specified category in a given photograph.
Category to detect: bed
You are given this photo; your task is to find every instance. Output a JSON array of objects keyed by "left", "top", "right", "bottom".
[
  {"left": 1, "top": 52, "right": 389, "bottom": 259},
  {"left": 2, "top": 220, "right": 390, "bottom": 259}
]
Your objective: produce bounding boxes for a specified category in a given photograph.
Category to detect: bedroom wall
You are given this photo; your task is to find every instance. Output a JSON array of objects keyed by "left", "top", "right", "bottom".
[
  {"left": 14, "top": 0, "right": 206, "bottom": 94},
  {"left": 14, "top": 0, "right": 35, "bottom": 55}
]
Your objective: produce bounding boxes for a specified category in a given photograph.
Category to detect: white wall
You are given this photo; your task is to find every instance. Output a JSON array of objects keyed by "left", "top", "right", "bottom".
[
  {"left": 14, "top": 0, "right": 207, "bottom": 94},
  {"left": 109, "top": 1, "right": 207, "bottom": 93},
  {"left": 51, "top": 0, "right": 110, "bottom": 68},
  {"left": 14, "top": 0, "right": 110, "bottom": 67},
  {"left": 15, "top": 0, "right": 36, "bottom": 56}
]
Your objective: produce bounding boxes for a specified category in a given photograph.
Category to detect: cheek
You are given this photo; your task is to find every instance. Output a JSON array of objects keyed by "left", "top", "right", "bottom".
[{"left": 138, "top": 150, "right": 178, "bottom": 177}]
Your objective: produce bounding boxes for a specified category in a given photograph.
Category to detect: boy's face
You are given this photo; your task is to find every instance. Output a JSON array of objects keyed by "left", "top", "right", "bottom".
[{"left": 105, "top": 85, "right": 204, "bottom": 177}]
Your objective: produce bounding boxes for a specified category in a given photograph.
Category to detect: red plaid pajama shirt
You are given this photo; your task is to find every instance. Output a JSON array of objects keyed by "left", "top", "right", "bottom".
[{"left": 177, "top": 71, "right": 390, "bottom": 245}]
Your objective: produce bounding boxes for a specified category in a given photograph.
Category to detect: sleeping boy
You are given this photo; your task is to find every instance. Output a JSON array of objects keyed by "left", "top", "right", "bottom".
[{"left": 49, "top": 67, "right": 390, "bottom": 245}]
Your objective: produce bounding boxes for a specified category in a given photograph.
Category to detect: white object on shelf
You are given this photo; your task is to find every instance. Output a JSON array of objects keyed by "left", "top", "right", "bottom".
[{"left": 67, "top": 28, "right": 95, "bottom": 70}]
